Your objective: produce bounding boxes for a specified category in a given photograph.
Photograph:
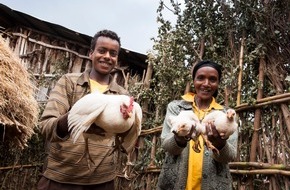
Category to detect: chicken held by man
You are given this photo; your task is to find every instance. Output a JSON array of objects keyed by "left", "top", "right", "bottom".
[{"left": 68, "top": 91, "right": 142, "bottom": 169}]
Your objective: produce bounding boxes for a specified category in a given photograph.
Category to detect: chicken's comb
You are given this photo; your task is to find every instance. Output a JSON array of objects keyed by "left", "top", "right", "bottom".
[
  {"left": 129, "top": 96, "right": 134, "bottom": 105},
  {"left": 127, "top": 96, "right": 134, "bottom": 110}
]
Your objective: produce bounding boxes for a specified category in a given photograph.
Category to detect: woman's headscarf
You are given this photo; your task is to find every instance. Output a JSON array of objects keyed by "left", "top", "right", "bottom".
[{"left": 192, "top": 60, "right": 222, "bottom": 97}]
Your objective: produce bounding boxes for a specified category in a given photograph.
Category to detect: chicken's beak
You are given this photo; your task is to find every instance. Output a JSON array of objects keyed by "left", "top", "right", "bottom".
[
  {"left": 227, "top": 111, "right": 235, "bottom": 119},
  {"left": 127, "top": 111, "right": 132, "bottom": 118}
]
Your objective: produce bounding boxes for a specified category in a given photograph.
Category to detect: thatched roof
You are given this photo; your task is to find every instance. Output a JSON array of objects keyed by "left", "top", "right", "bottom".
[{"left": 0, "top": 36, "right": 39, "bottom": 149}]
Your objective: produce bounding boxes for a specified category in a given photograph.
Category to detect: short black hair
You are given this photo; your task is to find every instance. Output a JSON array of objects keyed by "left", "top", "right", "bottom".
[{"left": 90, "top": 29, "right": 121, "bottom": 51}]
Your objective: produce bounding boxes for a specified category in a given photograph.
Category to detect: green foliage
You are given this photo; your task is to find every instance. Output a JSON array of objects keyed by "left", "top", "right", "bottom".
[{"left": 146, "top": 0, "right": 290, "bottom": 109}]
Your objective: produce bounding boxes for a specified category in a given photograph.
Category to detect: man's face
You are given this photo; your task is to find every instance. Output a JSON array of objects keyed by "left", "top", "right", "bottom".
[{"left": 89, "top": 36, "right": 120, "bottom": 75}]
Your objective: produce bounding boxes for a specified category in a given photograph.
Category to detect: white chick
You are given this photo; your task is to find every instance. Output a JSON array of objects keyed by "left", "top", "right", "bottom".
[
  {"left": 201, "top": 108, "right": 238, "bottom": 154},
  {"left": 169, "top": 110, "right": 210, "bottom": 153},
  {"left": 169, "top": 110, "right": 205, "bottom": 140},
  {"left": 202, "top": 108, "right": 238, "bottom": 139}
]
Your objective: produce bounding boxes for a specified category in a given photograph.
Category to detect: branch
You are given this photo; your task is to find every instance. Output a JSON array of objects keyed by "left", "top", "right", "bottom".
[
  {"left": 230, "top": 169, "right": 290, "bottom": 176},
  {"left": 235, "top": 93, "right": 290, "bottom": 112},
  {"left": 12, "top": 32, "right": 90, "bottom": 60},
  {"left": 229, "top": 162, "right": 290, "bottom": 170},
  {"left": 140, "top": 126, "right": 162, "bottom": 136},
  {"left": 0, "top": 163, "right": 42, "bottom": 171},
  {"left": 136, "top": 165, "right": 290, "bottom": 176}
]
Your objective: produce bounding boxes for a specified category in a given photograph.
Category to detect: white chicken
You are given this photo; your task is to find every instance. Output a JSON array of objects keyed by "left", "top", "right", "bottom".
[
  {"left": 68, "top": 91, "right": 142, "bottom": 169},
  {"left": 169, "top": 109, "right": 238, "bottom": 154},
  {"left": 201, "top": 108, "right": 238, "bottom": 154},
  {"left": 202, "top": 108, "right": 238, "bottom": 139},
  {"left": 169, "top": 110, "right": 214, "bottom": 153},
  {"left": 169, "top": 110, "right": 204, "bottom": 139}
]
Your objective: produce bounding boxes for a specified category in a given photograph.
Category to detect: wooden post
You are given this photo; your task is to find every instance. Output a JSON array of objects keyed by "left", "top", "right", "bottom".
[
  {"left": 237, "top": 34, "right": 244, "bottom": 106},
  {"left": 249, "top": 58, "right": 265, "bottom": 190}
]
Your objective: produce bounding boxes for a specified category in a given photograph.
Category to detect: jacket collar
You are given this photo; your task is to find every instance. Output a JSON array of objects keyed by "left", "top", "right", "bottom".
[
  {"left": 76, "top": 69, "right": 127, "bottom": 94},
  {"left": 181, "top": 92, "right": 224, "bottom": 110}
]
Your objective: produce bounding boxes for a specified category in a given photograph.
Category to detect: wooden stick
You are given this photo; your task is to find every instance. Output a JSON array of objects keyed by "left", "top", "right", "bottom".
[
  {"left": 249, "top": 58, "right": 265, "bottom": 163},
  {"left": 229, "top": 162, "right": 290, "bottom": 170},
  {"left": 138, "top": 167, "right": 290, "bottom": 176},
  {"left": 140, "top": 126, "right": 162, "bottom": 136},
  {"left": 235, "top": 92, "right": 290, "bottom": 108},
  {"left": 148, "top": 135, "right": 157, "bottom": 168},
  {"left": 230, "top": 169, "right": 290, "bottom": 176},
  {"left": 235, "top": 96, "right": 290, "bottom": 112},
  {"left": 12, "top": 32, "right": 90, "bottom": 60},
  {"left": 0, "top": 164, "right": 42, "bottom": 171},
  {"left": 236, "top": 34, "right": 244, "bottom": 106}
]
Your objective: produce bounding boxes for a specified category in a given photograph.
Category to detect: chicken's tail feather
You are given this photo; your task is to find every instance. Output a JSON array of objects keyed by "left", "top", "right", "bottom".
[
  {"left": 134, "top": 103, "right": 143, "bottom": 136},
  {"left": 68, "top": 114, "right": 88, "bottom": 143},
  {"left": 72, "top": 126, "right": 89, "bottom": 143}
]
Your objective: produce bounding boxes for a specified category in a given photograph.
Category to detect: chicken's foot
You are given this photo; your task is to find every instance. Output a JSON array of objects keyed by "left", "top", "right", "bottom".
[
  {"left": 201, "top": 134, "right": 220, "bottom": 155},
  {"left": 76, "top": 137, "right": 95, "bottom": 170},
  {"left": 192, "top": 138, "right": 202, "bottom": 153},
  {"left": 109, "top": 135, "right": 127, "bottom": 155}
]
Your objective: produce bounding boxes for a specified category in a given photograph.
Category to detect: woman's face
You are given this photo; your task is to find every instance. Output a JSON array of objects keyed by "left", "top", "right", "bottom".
[{"left": 193, "top": 66, "right": 219, "bottom": 101}]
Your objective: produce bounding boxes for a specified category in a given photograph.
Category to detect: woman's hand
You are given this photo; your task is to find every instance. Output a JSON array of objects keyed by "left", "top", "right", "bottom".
[
  {"left": 205, "top": 121, "right": 226, "bottom": 150},
  {"left": 174, "top": 124, "right": 195, "bottom": 147}
]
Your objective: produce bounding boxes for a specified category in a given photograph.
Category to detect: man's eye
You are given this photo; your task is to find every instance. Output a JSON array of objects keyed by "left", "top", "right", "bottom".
[
  {"left": 97, "top": 48, "right": 118, "bottom": 57},
  {"left": 109, "top": 51, "right": 118, "bottom": 57},
  {"left": 98, "top": 49, "right": 106, "bottom": 54}
]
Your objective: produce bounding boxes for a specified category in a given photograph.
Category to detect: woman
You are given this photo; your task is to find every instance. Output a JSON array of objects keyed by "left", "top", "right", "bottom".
[{"left": 157, "top": 60, "right": 238, "bottom": 190}]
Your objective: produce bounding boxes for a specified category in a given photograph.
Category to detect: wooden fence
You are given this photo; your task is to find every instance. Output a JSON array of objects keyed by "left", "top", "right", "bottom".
[{"left": 0, "top": 27, "right": 289, "bottom": 190}]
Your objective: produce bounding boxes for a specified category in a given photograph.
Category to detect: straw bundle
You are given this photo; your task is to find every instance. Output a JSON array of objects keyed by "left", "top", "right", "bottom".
[{"left": 0, "top": 36, "right": 39, "bottom": 149}]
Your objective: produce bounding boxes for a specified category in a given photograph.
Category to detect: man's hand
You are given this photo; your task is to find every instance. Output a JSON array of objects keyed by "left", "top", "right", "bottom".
[
  {"left": 57, "top": 113, "right": 69, "bottom": 138},
  {"left": 86, "top": 123, "right": 106, "bottom": 136}
]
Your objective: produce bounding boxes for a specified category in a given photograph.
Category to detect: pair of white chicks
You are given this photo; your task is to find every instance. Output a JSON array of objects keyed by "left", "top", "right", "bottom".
[{"left": 170, "top": 109, "right": 238, "bottom": 154}]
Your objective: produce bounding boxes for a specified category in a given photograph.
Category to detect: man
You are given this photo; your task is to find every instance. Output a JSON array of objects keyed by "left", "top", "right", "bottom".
[{"left": 38, "top": 29, "right": 136, "bottom": 190}]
